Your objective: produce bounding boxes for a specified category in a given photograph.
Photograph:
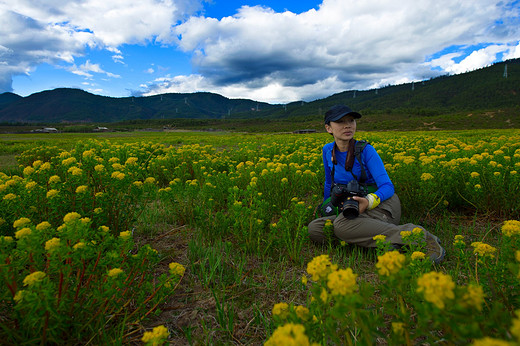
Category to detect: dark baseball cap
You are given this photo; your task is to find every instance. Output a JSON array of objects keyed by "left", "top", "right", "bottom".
[{"left": 324, "top": 105, "right": 361, "bottom": 124}]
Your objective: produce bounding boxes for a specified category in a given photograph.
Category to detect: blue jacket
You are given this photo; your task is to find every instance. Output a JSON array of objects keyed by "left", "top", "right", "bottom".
[{"left": 322, "top": 141, "right": 394, "bottom": 202}]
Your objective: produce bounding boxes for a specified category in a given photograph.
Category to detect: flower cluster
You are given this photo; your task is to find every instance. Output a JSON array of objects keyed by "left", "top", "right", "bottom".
[
  {"left": 416, "top": 271, "right": 455, "bottom": 309},
  {"left": 327, "top": 268, "right": 358, "bottom": 296},
  {"left": 471, "top": 242, "right": 497, "bottom": 260},
  {"left": 376, "top": 251, "right": 406, "bottom": 276},
  {"left": 141, "top": 325, "right": 169, "bottom": 345},
  {"left": 502, "top": 220, "right": 520, "bottom": 237},
  {"left": 306, "top": 255, "right": 337, "bottom": 281},
  {"left": 265, "top": 323, "right": 312, "bottom": 346},
  {"left": 168, "top": 262, "right": 185, "bottom": 276}
]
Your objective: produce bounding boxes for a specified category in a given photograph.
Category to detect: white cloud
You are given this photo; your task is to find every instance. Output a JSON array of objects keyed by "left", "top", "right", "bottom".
[
  {"left": 0, "top": 0, "right": 204, "bottom": 91},
  {"left": 67, "top": 60, "right": 121, "bottom": 78},
  {"left": 2, "top": 0, "right": 519, "bottom": 101},
  {"left": 160, "top": 0, "right": 520, "bottom": 101}
]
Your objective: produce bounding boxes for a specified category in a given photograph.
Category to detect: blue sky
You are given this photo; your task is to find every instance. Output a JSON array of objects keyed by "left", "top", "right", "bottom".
[{"left": 2, "top": 0, "right": 519, "bottom": 103}]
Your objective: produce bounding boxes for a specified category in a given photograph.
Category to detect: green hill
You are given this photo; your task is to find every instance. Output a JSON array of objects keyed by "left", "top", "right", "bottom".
[{"left": 0, "top": 58, "right": 518, "bottom": 129}]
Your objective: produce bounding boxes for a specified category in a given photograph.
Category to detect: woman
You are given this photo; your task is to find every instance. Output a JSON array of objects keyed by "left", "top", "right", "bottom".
[{"left": 308, "top": 104, "right": 445, "bottom": 263}]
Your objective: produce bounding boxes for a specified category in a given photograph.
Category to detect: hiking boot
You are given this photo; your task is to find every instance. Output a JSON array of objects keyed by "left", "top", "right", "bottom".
[{"left": 425, "top": 233, "right": 445, "bottom": 264}]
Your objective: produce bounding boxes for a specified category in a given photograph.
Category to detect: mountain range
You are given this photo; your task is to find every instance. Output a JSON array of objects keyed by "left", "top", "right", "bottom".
[{"left": 0, "top": 58, "right": 518, "bottom": 124}]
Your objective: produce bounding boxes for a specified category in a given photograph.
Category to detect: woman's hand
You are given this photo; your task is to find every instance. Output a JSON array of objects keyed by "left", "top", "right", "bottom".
[{"left": 352, "top": 196, "right": 369, "bottom": 214}]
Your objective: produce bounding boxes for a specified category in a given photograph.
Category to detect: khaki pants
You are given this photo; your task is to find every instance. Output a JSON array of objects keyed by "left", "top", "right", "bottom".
[{"left": 308, "top": 194, "right": 426, "bottom": 247}]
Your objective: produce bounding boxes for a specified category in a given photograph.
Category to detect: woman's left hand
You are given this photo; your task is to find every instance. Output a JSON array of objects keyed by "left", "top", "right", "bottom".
[{"left": 352, "top": 196, "right": 369, "bottom": 214}]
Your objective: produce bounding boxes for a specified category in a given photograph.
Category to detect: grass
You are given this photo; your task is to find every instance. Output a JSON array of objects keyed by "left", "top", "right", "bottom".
[
  {"left": 134, "top": 202, "right": 503, "bottom": 344},
  {"left": 1, "top": 128, "right": 517, "bottom": 344}
]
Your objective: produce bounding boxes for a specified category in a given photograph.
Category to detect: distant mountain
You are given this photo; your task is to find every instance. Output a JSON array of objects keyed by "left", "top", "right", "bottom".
[
  {"left": 0, "top": 58, "right": 518, "bottom": 124},
  {"left": 0, "top": 92, "right": 22, "bottom": 108},
  {"left": 0, "top": 89, "right": 276, "bottom": 123}
]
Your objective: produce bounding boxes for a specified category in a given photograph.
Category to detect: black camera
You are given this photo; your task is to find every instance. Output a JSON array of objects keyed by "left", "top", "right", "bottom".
[{"left": 330, "top": 181, "right": 367, "bottom": 219}]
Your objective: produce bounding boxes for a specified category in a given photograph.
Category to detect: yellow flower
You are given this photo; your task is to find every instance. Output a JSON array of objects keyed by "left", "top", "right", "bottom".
[
  {"left": 301, "top": 275, "right": 308, "bottom": 285},
  {"left": 144, "top": 177, "right": 156, "bottom": 184},
  {"left": 25, "top": 181, "right": 37, "bottom": 190},
  {"left": 502, "top": 220, "right": 520, "bottom": 237},
  {"left": 63, "top": 212, "right": 81, "bottom": 223},
  {"left": 82, "top": 149, "right": 95, "bottom": 158},
  {"left": 94, "top": 207, "right": 103, "bottom": 214},
  {"left": 376, "top": 251, "right": 406, "bottom": 277},
  {"left": 420, "top": 173, "right": 434, "bottom": 181},
  {"left": 94, "top": 164, "right": 105, "bottom": 172},
  {"left": 281, "top": 178, "right": 288, "bottom": 184},
  {"left": 265, "top": 323, "right": 311, "bottom": 346},
  {"left": 111, "top": 172, "right": 125, "bottom": 180},
  {"left": 400, "top": 231, "right": 411, "bottom": 238},
  {"left": 45, "top": 237, "right": 61, "bottom": 251},
  {"left": 75, "top": 185, "right": 88, "bottom": 193},
  {"left": 470, "top": 172, "right": 480, "bottom": 178},
  {"left": 327, "top": 268, "right": 358, "bottom": 296},
  {"left": 62, "top": 157, "right": 77, "bottom": 166},
  {"left": 272, "top": 302, "right": 289, "bottom": 319},
  {"left": 453, "top": 234, "right": 465, "bottom": 246},
  {"left": 133, "top": 181, "right": 143, "bottom": 187},
  {"left": 320, "top": 288, "right": 328, "bottom": 303},
  {"left": 99, "top": 225, "right": 110, "bottom": 233},
  {"left": 73, "top": 242, "right": 86, "bottom": 250},
  {"left": 15, "top": 227, "right": 32, "bottom": 239},
  {"left": 13, "top": 217, "right": 31, "bottom": 229},
  {"left": 23, "top": 166, "right": 35, "bottom": 176},
  {"left": 474, "top": 184, "right": 482, "bottom": 189},
  {"left": 112, "top": 163, "right": 123, "bottom": 170},
  {"left": 3, "top": 193, "right": 17, "bottom": 201},
  {"left": 306, "top": 254, "right": 337, "bottom": 281},
  {"left": 14, "top": 290, "right": 24, "bottom": 303},
  {"left": 471, "top": 242, "right": 497, "bottom": 259},
  {"left": 119, "top": 231, "right": 132, "bottom": 240},
  {"left": 1, "top": 236, "right": 13, "bottom": 243},
  {"left": 373, "top": 234, "right": 386, "bottom": 242},
  {"left": 46, "top": 189, "right": 59, "bottom": 198},
  {"left": 411, "top": 251, "right": 426, "bottom": 261},
  {"left": 168, "top": 262, "right": 185, "bottom": 276},
  {"left": 23, "top": 271, "right": 46, "bottom": 286},
  {"left": 511, "top": 310, "right": 520, "bottom": 341},
  {"left": 294, "top": 305, "right": 309, "bottom": 321},
  {"left": 460, "top": 284, "right": 485, "bottom": 311},
  {"left": 108, "top": 268, "right": 124, "bottom": 277},
  {"left": 142, "top": 325, "right": 169, "bottom": 345},
  {"left": 81, "top": 217, "right": 90, "bottom": 224},
  {"left": 412, "top": 227, "right": 423, "bottom": 235},
  {"left": 48, "top": 175, "right": 61, "bottom": 184},
  {"left": 472, "top": 337, "right": 510, "bottom": 346},
  {"left": 125, "top": 157, "right": 138, "bottom": 165},
  {"left": 416, "top": 271, "right": 455, "bottom": 309},
  {"left": 391, "top": 322, "right": 405, "bottom": 335}
]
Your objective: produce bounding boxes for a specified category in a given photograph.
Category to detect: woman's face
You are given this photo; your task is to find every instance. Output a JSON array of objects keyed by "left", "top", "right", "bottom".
[{"left": 325, "top": 115, "right": 357, "bottom": 142}]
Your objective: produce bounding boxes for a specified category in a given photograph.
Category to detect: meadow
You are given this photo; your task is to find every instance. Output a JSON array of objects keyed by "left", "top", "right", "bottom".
[{"left": 0, "top": 129, "right": 519, "bottom": 345}]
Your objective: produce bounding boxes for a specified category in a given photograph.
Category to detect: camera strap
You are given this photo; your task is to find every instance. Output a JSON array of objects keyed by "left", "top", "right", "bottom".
[{"left": 331, "top": 140, "right": 368, "bottom": 189}]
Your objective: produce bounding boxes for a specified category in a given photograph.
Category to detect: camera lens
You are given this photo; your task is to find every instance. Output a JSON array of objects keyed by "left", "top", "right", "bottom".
[{"left": 342, "top": 197, "right": 359, "bottom": 219}]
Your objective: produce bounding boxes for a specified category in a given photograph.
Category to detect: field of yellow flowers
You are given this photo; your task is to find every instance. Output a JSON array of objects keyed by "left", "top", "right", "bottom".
[{"left": 0, "top": 129, "right": 519, "bottom": 345}]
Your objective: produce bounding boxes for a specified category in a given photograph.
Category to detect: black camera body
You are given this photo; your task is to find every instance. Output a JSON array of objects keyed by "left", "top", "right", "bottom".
[{"left": 330, "top": 180, "right": 367, "bottom": 219}]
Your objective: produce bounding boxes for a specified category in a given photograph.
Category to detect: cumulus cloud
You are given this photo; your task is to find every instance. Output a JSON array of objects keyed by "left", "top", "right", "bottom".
[
  {"left": 0, "top": 0, "right": 204, "bottom": 92},
  {"left": 154, "top": 0, "right": 519, "bottom": 102},
  {"left": 2, "top": 0, "right": 519, "bottom": 102},
  {"left": 68, "top": 60, "right": 121, "bottom": 78}
]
